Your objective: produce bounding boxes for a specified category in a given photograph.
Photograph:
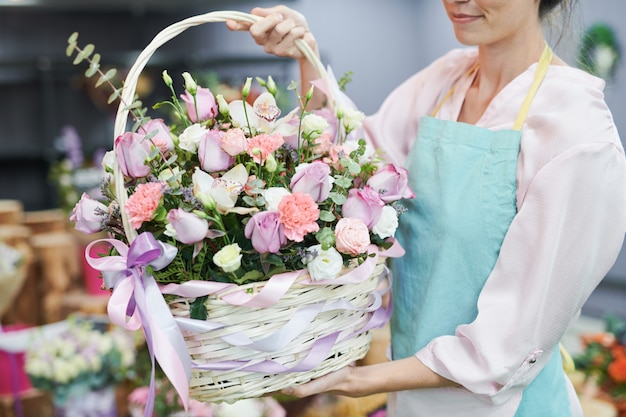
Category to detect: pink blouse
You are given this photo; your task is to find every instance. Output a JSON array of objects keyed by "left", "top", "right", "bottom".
[{"left": 362, "top": 48, "right": 626, "bottom": 416}]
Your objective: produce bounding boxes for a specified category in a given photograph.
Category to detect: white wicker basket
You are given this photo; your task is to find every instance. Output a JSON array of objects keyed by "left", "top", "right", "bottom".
[{"left": 112, "top": 11, "right": 391, "bottom": 404}]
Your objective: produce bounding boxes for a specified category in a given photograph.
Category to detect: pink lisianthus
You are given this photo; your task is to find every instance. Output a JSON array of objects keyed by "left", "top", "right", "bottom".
[
  {"left": 70, "top": 193, "right": 108, "bottom": 234},
  {"left": 244, "top": 211, "right": 286, "bottom": 254},
  {"left": 247, "top": 133, "right": 284, "bottom": 165},
  {"left": 180, "top": 86, "right": 218, "bottom": 123},
  {"left": 290, "top": 161, "right": 334, "bottom": 202},
  {"left": 312, "top": 132, "right": 334, "bottom": 155},
  {"left": 141, "top": 118, "right": 174, "bottom": 152},
  {"left": 334, "top": 217, "right": 370, "bottom": 255},
  {"left": 342, "top": 186, "right": 385, "bottom": 229},
  {"left": 165, "top": 209, "right": 209, "bottom": 244},
  {"left": 198, "top": 129, "right": 234, "bottom": 172},
  {"left": 220, "top": 128, "right": 248, "bottom": 156},
  {"left": 125, "top": 182, "right": 165, "bottom": 229},
  {"left": 367, "top": 164, "right": 415, "bottom": 203},
  {"left": 278, "top": 192, "right": 320, "bottom": 242},
  {"left": 114, "top": 132, "right": 152, "bottom": 178}
]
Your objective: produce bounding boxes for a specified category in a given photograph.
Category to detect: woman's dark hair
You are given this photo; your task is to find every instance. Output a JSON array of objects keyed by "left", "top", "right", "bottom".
[{"left": 539, "top": 0, "right": 573, "bottom": 19}]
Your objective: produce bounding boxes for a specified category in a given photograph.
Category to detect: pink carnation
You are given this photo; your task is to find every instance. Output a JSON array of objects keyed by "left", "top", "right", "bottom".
[
  {"left": 247, "top": 133, "right": 284, "bottom": 164},
  {"left": 278, "top": 192, "right": 320, "bottom": 242},
  {"left": 125, "top": 182, "right": 164, "bottom": 229}
]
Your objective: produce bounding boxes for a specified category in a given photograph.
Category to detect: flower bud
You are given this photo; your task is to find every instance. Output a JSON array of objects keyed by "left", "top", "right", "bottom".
[
  {"left": 162, "top": 70, "right": 173, "bottom": 87},
  {"left": 266, "top": 75, "right": 277, "bottom": 96},
  {"left": 265, "top": 153, "right": 277, "bottom": 172},
  {"left": 242, "top": 77, "right": 252, "bottom": 99},
  {"left": 305, "top": 85, "right": 315, "bottom": 101},
  {"left": 216, "top": 94, "right": 230, "bottom": 117},
  {"left": 182, "top": 72, "right": 197, "bottom": 95}
]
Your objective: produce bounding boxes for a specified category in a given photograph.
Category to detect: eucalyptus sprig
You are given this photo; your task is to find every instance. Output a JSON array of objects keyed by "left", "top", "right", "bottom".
[{"left": 66, "top": 32, "right": 149, "bottom": 132}]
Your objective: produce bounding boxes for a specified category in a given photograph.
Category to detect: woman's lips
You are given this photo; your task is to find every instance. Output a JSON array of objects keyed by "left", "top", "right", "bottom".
[{"left": 450, "top": 13, "right": 482, "bottom": 24}]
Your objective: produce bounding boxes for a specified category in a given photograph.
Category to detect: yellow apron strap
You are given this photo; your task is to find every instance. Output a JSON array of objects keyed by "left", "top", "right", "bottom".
[
  {"left": 430, "top": 62, "right": 479, "bottom": 118},
  {"left": 512, "top": 43, "right": 553, "bottom": 131},
  {"left": 430, "top": 43, "right": 553, "bottom": 128}
]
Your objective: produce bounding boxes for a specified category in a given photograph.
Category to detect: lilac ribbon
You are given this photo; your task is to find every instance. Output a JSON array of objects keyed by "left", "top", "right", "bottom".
[{"left": 85, "top": 232, "right": 189, "bottom": 417}]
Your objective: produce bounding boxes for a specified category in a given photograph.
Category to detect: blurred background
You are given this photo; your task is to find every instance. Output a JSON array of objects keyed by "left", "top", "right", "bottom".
[{"left": 0, "top": 1, "right": 624, "bottom": 416}]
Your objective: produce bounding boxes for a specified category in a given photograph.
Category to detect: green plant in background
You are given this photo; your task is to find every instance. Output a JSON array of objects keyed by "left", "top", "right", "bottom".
[{"left": 578, "top": 23, "right": 621, "bottom": 81}]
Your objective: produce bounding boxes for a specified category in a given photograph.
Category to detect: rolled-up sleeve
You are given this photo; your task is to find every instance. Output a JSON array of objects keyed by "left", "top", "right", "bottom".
[{"left": 415, "top": 142, "right": 626, "bottom": 405}]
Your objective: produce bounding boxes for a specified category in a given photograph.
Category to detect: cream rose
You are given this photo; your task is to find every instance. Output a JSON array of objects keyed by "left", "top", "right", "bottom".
[
  {"left": 372, "top": 205, "right": 399, "bottom": 239},
  {"left": 263, "top": 187, "right": 291, "bottom": 211},
  {"left": 335, "top": 217, "right": 371, "bottom": 255},
  {"left": 178, "top": 123, "right": 207, "bottom": 153},
  {"left": 213, "top": 243, "right": 242, "bottom": 273}
]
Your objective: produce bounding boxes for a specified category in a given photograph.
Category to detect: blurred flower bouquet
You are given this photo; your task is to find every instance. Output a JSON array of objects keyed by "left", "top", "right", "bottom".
[
  {"left": 25, "top": 317, "right": 136, "bottom": 409},
  {"left": 65, "top": 11, "right": 412, "bottom": 409},
  {"left": 49, "top": 125, "right": 107, "bottom": 214},
  {"left": 0, "top": 240, "right": 27, "bottom": 318},
  {"left": 574, "top": 315, "right": 626, "bottom": 409}
]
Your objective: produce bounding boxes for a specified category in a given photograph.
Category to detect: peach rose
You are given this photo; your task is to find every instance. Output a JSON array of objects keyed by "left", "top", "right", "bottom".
[{"left": 335, "top": 217, "right": 370, "bottom": 255}]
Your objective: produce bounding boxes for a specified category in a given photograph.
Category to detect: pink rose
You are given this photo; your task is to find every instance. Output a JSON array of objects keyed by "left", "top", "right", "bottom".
[
  {"left": 166, "top": 209, "right": 208, "bottom": 244},
  {"left": 220, "top": 128, "right": 248, "bottom": 156},
  {"left": 198, "top": 130, "right": 234, "bottom": 172},
  {"left": 341, "top": 186, "right": 385, "bottom": 229},
  {"left": 125, "top": 182, "right": 164, "bottom": 229},
  {"left": 114, "top": 132, "right": 152, "bottom": 178},
  {"left": 70, "top": 193, "right": 108, "bottom": 234},
  {"left": 244, "top": 211, "right": 286, "bottom": 254},
  {"left": 180, "top": 86, "right": 218, "bottom": 123},
  {"left": 335, "top": 217, "right": 370, "bottom": 255},
  {"left": 290, "top": 161, "right": 334, "bottom": 202},
  {"left": 367, "top": 164, "right": 415, "bottom": 203},
  {"left": 278, "top": 192, "right": 320, "bottom": 242},
  {"left": 141, "top": 118, "right": 174, "bottom": 152}
]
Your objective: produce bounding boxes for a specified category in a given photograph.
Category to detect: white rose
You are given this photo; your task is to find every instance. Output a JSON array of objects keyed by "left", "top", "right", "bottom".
[
  {"left": 301, "top": 114, "right": 329, "bottom": 139},
  {"left": 101, "top": 150, "right": 116, "bottom": 173},
  {"left": 178, "top": 123, "right": 207, "bottom": 152},
  {"left": 214, "top": 399, "right": 264, "bottom": 417},
  {"left": 341, "top": 107, "right": 365, "bottom": 133},
  {"left": 213, "top": 243, "right": 242, "bottom": 273},
  {"left": 306, "top": 244, "right": 344, "bottom": 281},
  {"left": 263, "top": 187, "right": 291, "bottom": 211},
  {"left": 373, "top": 205, "right": 399, "bottom": 239}
]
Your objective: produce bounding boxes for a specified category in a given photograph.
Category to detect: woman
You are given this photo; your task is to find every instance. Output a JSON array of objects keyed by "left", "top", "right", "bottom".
[{"left": 228, "top": 1, "right": 626, "bottom": 415}]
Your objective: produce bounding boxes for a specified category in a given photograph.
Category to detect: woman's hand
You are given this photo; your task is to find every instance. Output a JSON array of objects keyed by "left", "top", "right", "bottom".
[{"left": 226, "top": 6, "right": 318, "bottom": 60}]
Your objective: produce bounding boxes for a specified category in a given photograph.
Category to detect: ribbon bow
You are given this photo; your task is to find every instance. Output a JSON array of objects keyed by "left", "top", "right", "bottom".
[{"left": 85, "top": 232, "right": 190, "bottom": 417}]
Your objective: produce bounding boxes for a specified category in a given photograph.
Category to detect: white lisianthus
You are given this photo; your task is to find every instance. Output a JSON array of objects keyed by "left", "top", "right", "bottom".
[
  {"left": 341, "top": 107, "right": 365, "bottom": 133},
  {"left": 301, "top": 113, "right": 329, "bottom": 139},
  {"left": 306, "top": 244, "right": 344, "bottom": 281},
  {"left": 373, "top": 205, "right": 399, "bottom": 239},
  {"left": 263, "top": 187, "right": 291, "bottom": 211},
  {"left": 178, "top": 123, "right": 207, "bottom": 153},
  {"left": 101, "top": 150, "right": 116, "bottom": 173},
  {"left": 213, "top": 243, "right": 242, "bottom": 273}
]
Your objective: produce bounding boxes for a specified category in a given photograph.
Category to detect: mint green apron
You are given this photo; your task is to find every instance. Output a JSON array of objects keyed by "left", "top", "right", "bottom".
[{"left": 390, "top": 45, "right": 572, "bottom": 415}]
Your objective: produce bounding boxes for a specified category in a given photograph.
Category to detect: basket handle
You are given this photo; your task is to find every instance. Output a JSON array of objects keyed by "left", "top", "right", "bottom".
[{"left": 113, "top": 10, "right": 328, "bottom": 242}]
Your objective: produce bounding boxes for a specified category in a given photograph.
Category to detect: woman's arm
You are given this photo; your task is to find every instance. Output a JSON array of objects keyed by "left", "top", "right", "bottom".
[
  {"left": 226, "top": 6, "right": 325, "bottom": 108},
  {"left": 284, "top": 355, "right": 458, "bottom": 398}
]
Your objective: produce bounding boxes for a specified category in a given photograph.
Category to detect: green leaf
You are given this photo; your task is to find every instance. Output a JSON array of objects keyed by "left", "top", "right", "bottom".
[
  {"left": 65, "top": 43, "right": 76, "bottom": 57},
  {"left": 68, "top": 32, "right": 79, "bottom": 44},
  {"left": 333, "top": 176, "right": 352, "bottom": 188},
  {"left": 73, "top": 43, "right": 95, "bottom": 65},
  {"left": 319, "top": 210, "right": 336, "bottom": 222},
  {"left": 329, "top": 192, "right": 347, "bottom": 205},
  {"left": 107, "top": 89, "right": 121, "bottom": 104},
  {"left": 189, "top": 296, "right": 208, "bottom": 320},
  {"left": 85, "top": 63, "right": 100, "bottom": 78},
  {"left": 238, "top": 270, "right": 264, "bottom": 283},
  {"left": 95, "top": 68, "right": 117, "bottom": 87}
]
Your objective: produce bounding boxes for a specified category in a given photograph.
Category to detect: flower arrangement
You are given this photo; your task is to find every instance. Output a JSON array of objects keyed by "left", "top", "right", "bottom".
[
  {"left": 67, "top": 33, "right": 414, "bottom": 289},
  {"left": 0, "top": 240, "right": 23, "bottom": 278},
  {"left": 578, "top": 23, "right": 621, "bottom": 82},
  {"left": 24, "top": 317, "right": 137, "bottom": 405},
  {"left": 574, "top": 315, "right": 626, "bottom": 404}
]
